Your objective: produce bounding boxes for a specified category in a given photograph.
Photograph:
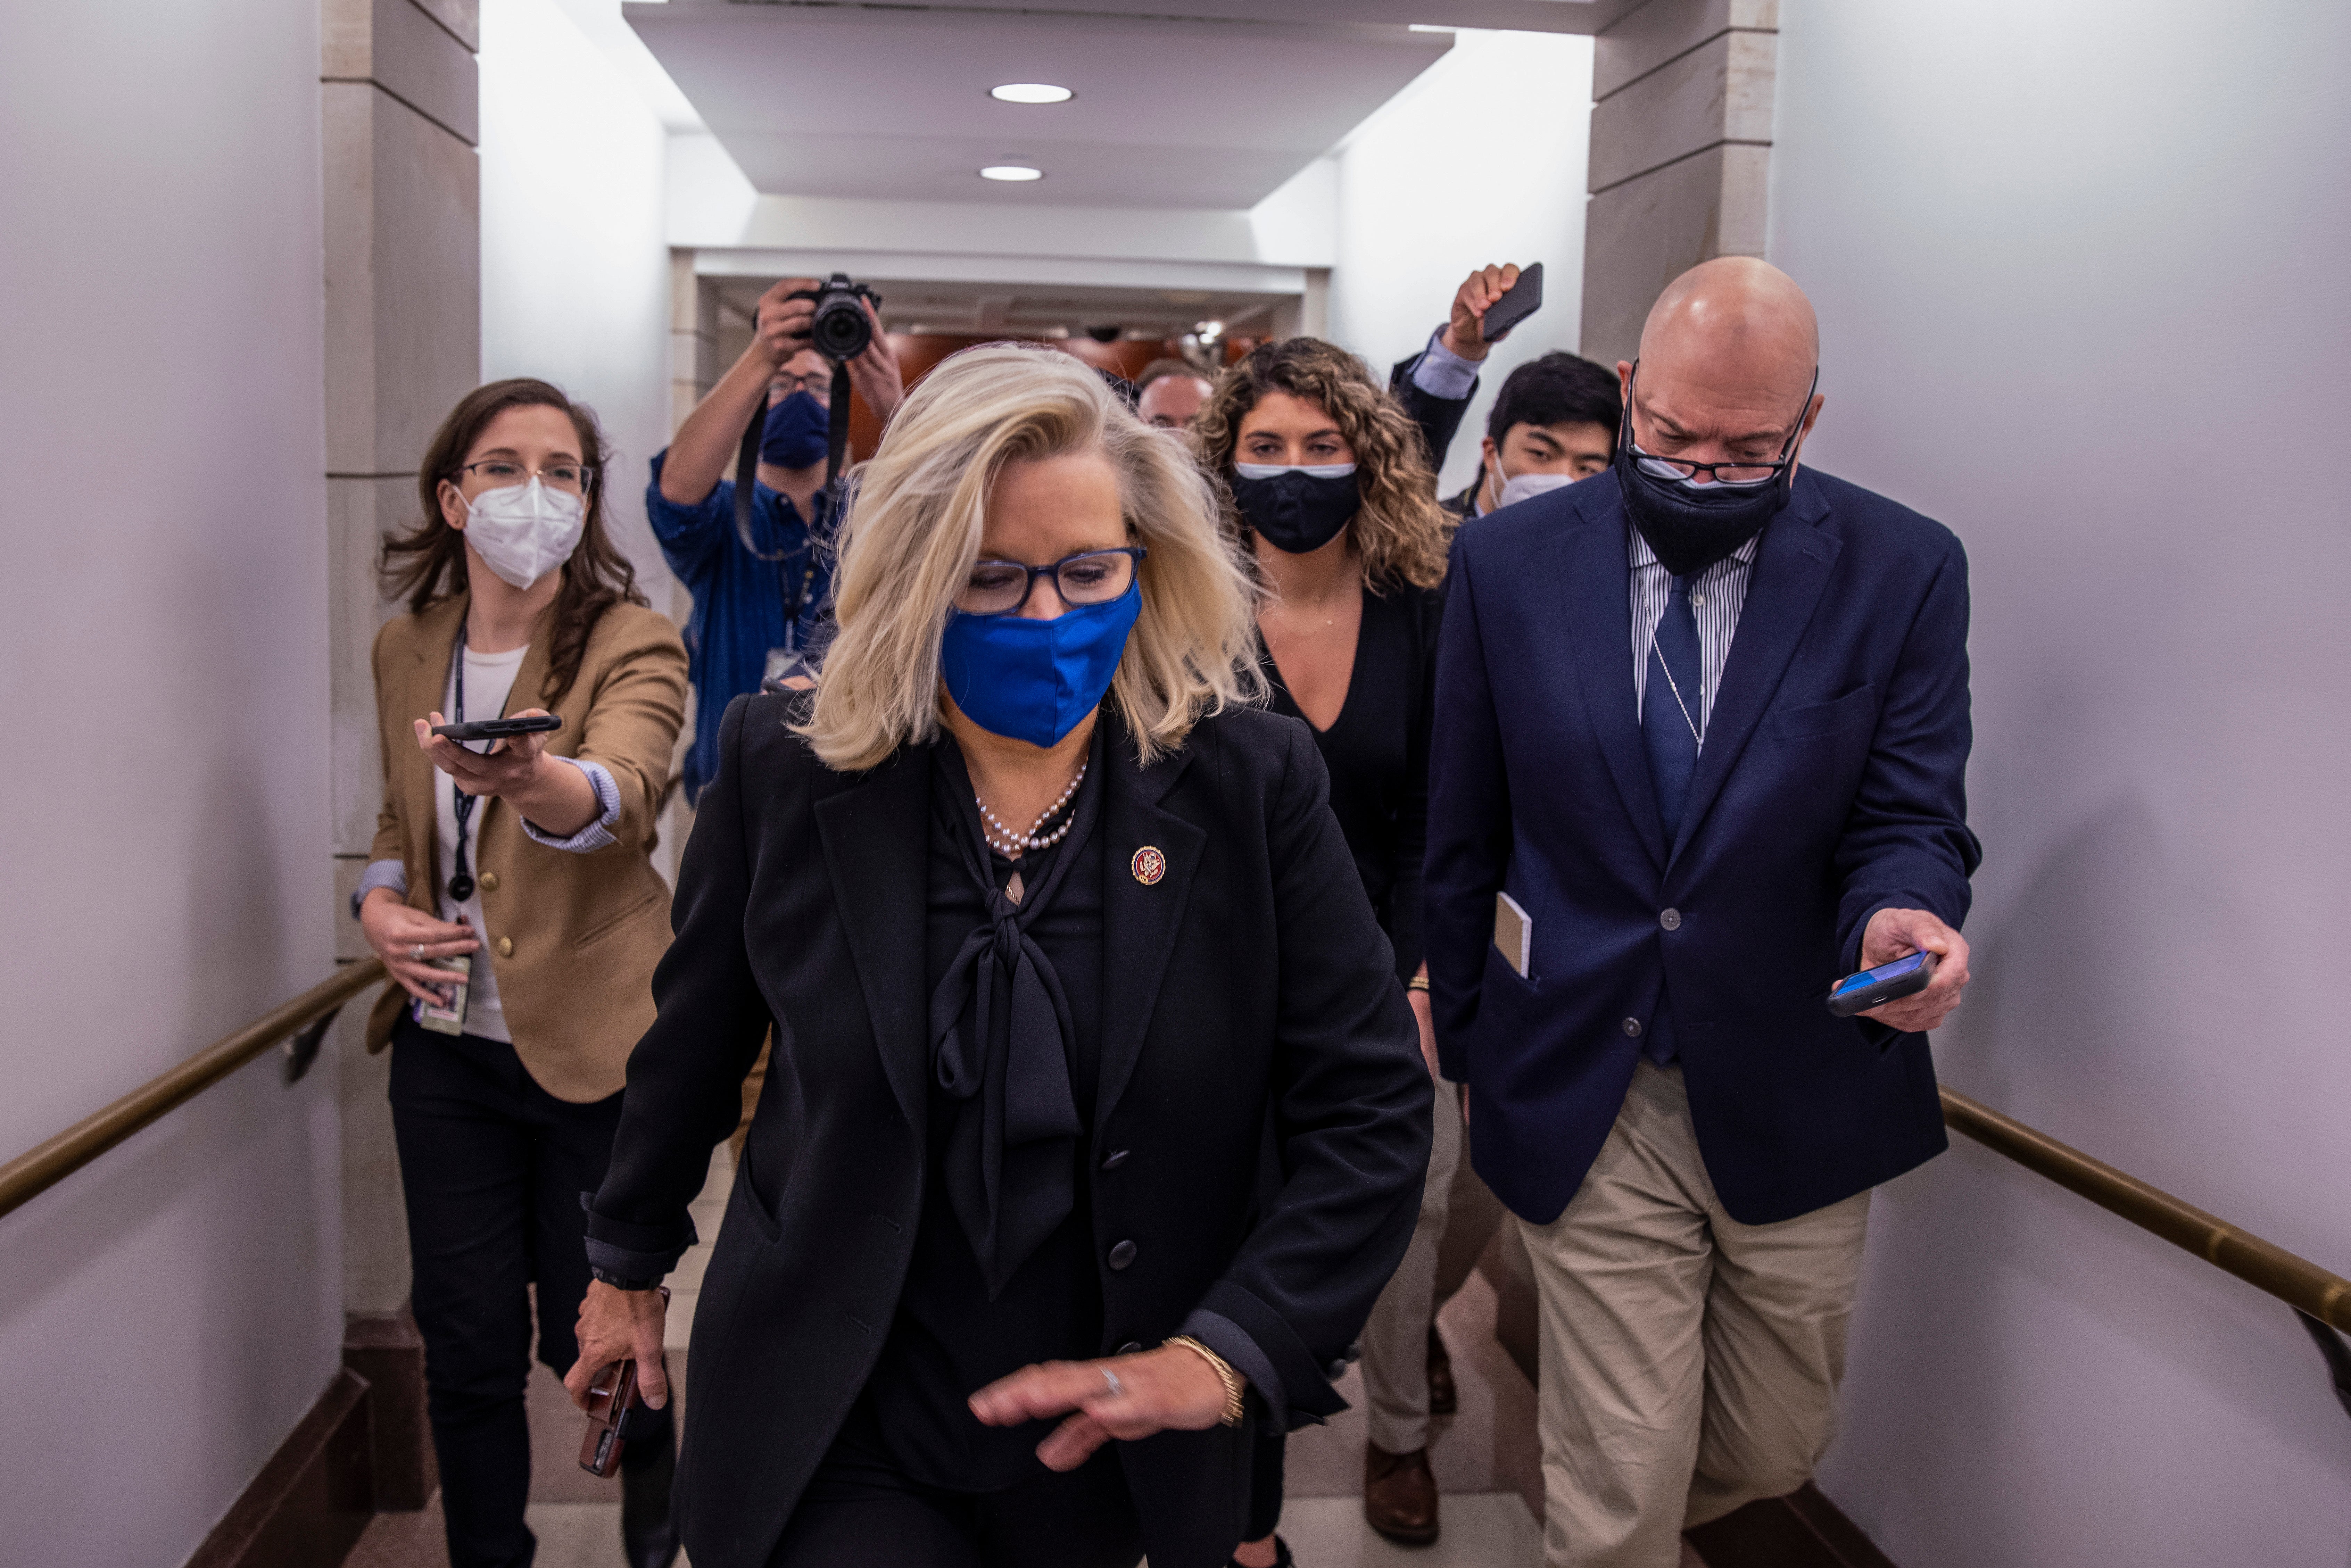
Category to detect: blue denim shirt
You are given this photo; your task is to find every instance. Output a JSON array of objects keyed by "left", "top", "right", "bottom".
[{"left": 646, "top": 448, "right": 838, "bottom": 801}]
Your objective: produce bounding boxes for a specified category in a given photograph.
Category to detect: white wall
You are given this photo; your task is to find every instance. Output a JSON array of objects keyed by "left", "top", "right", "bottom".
[
  {"left": 0, "top": 4, "right": 339, "bottom": 1563},
  {"left": 480, "top": 0, "right": 677, "bottom": 603},
  {"left": 1325, "top": 28, "right": 1595, "bottom": 494},
  {"left": 1767, "top": 2, "right": 2351, "bottom": 1562}
]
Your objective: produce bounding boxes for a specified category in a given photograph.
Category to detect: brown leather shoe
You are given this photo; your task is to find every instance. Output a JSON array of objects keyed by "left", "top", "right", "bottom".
[
  {"left": 1426, "top": 1326, "right": 1457, "bottom": 1416},
  {"left": 1364, "top": 1441, "right": 1440, "bottom": 1546}
]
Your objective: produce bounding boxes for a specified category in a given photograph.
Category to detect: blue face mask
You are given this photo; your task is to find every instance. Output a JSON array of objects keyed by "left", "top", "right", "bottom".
[
  {"left": 939, "top": 582, "right": 1142, "bottom": 748},
  {"left": 761, "top": 390, "right": 830, "bottom": 468}
]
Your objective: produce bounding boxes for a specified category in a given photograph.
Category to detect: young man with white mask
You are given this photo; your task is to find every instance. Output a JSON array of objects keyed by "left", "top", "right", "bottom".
[
  {"left": 355, "top": 380, "right": 691, "bottom": 1568},
  {"left": 1446, "top": 351, "right": 1621, "bottom": 520},
  {"left": 1380, "top": 263, "right": 1619, "bottom": 516}
]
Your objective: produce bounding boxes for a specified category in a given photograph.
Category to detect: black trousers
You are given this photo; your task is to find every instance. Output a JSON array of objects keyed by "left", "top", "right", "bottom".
[
  {"left": 1247, "top": 1425, "right": 1284, "bottom": 1540},
  {"left": 765, "top": 1399, "right": 1143, "bottom": 1568},
  {"left": 389, "top": 1015, "right": 662, "bottom": 1568}
]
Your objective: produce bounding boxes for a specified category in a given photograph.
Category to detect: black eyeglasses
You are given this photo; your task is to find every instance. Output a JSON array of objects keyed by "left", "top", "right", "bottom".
[
  {"left": 955, "top": 547, "right": 1146, "bottom": 616},
  {"left": 771, "top": 372, "right": 833, "bottom": 402},
  {"left": 1621, "top": 363, "right": 1817, "bottom": 487}
]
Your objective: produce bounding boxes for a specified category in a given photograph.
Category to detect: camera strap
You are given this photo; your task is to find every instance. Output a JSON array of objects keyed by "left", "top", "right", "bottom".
[
  {"left": 732, "top": 362, "right": 854, "bottom": 640},
  {"left": 447, "top": 622, "right": 479, "bottom": 906},
  {"left": 826, "top": 360, "right": 851, "bottom": 489},
  {"left": 732, "top": 362, "right": 854, "bottom": 531}
]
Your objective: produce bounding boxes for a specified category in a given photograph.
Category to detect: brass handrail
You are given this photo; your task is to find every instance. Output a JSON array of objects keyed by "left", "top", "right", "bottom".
[
  {"left": 0, "top": 958, "right": 387, "bottom": 1221},
  {"left": 1940, "top": 1085, "right": 2351, "bottom": 1334}
]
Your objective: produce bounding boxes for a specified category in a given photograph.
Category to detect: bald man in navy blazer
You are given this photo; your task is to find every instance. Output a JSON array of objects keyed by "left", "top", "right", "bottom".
[{"left": 1424, "top": 259, "right": 1981, "bottom": 1568}]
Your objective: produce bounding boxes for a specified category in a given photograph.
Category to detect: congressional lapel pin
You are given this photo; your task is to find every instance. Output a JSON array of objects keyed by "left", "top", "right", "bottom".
[{"left": 1130, "top": 846, "right": 1167, "bottom": 886}]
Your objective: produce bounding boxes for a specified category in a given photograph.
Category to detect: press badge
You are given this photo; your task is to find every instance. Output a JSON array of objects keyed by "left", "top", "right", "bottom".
[
  {"left": 416, "top": 955, "right": 472, "bottom": 1035},
  {"left": 1494, "top": 892, "right": 1532, "bottom": 979}
]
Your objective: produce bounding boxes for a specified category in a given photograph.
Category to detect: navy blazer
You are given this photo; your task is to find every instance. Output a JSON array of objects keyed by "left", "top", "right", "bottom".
[{"left": 1425, "top": 466, "right": 1980, "bottom": 1227}]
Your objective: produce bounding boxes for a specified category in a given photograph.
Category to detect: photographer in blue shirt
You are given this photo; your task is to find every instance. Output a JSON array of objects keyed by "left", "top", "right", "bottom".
[{"left": 647, "top": 276, "right": 905, "bottom": 801}]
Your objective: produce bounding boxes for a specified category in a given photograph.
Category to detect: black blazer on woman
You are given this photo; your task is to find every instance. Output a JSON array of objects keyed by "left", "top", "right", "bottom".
[{"left": 586, "top": 694, "right": 1432, "bottom": 1568}]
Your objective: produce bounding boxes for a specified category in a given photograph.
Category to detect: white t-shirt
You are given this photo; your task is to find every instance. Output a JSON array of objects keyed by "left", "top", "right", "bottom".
[{"left": 435, "top": 643, "right": 529, "bottom": 1044}]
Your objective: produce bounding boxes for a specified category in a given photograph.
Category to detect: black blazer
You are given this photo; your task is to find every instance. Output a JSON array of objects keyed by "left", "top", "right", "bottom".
[
  {"left": 1389, "top": 347, "right": 1476, "bottom": 475},
  {"left": 588, "top": 695, "right": 1432, "bottom": 1568}
]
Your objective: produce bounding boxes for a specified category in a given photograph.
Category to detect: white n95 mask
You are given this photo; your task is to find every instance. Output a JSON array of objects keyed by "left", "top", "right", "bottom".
[
  {"left": 1495, "top": 469, "right": 1580, "bottom": 509},
  {"left": 462, "top": 478, "right": 585, "bottom": 589}
]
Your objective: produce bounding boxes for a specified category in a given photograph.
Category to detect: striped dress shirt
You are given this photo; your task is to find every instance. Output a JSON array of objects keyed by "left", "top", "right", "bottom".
[{"left": 1628, "top": 528, "right": 1762, "bottom": 748}]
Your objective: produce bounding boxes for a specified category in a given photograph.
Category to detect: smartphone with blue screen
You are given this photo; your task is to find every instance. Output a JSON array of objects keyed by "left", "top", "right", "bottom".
[{"left": 1825, "top": 950, "right": 1936, "bottom": 1018}]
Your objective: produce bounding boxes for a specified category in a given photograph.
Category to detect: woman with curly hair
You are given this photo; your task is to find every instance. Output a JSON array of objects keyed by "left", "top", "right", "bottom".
[{"left": 1192, "top": 337, "right": 1461, "bottom": 1559}]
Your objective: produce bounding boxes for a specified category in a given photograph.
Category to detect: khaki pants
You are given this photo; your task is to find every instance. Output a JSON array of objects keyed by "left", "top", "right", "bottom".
[
  {"left": 1359, "top": 1076, "right": 1466, "bottom": 1453},
  {"left": 1517, "top": 1060, "right": 1870, "bottom": 1568}
]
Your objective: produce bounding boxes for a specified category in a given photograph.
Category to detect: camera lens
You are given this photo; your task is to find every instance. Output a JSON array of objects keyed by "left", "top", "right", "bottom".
[{"left": 812, "top": 293, "right": 872, "bottom": 361}]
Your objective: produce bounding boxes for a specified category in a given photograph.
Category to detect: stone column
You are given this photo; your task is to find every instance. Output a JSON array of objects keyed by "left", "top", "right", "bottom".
[
  {"left": 653, "top": 250, "right": 718, "bottom": 872},
  {"left": 321, "top": 0, "right": 479, "bottom": 1508},
  {"left": 670, "top": 249, "right": 720, "bottom": 439},
  {"left": 1580, "top": 0, "right": 1779, "bottom": 366}
]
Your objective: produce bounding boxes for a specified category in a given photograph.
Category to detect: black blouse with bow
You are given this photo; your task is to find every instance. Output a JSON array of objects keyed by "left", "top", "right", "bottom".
[{"left": 857, "top": 733, "right": 1109, "bottom": 1490}]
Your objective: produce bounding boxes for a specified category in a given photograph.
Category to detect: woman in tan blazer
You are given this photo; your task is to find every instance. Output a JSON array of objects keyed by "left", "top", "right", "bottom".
[{"left": 352, "top": 378, "right": 688, "bottom": 1568}]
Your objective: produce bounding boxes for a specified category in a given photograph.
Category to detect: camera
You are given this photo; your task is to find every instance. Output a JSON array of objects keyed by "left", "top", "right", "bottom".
[{"left": 786, "top": 273, "right": 884, "bottom": 362}]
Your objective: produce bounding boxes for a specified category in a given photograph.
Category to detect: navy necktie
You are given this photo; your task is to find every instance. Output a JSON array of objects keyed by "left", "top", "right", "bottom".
[
  {"left": 1644, "top": 575, "right": 1703, "bottom": 842},
  {"left": 1641, "top": 575, "right": 1702, "bottom": 1068}
]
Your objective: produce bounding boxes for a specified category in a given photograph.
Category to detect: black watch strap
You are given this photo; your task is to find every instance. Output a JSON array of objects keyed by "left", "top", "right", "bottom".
[{"left": 592, "top": 1266, "right": 658, "bottom": 1293}]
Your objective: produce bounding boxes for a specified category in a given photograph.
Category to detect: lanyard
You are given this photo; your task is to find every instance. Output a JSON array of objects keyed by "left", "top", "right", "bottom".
[
  {"left": 732, "top": 363, "right": 850, "bottom": 646},
  {"left": 447, "top": 625, "right": 479, "bottom": 905}
]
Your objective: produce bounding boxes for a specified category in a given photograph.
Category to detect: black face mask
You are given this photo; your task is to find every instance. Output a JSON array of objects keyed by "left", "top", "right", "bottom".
[
  {"left": 1613, "top": 365, "right": 1814, "bottom": 578},
  {"left": 1229, "top": 465, "right": 1361, "bottom": 555}
]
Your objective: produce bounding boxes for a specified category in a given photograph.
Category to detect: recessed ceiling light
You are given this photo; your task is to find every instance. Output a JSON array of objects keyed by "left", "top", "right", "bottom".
[
  {"left": 990, "top": 83, "right": 1073, "bottom": 105},
  {"left": 979, "top": 164, "right": 1044, "bottom": 182}
]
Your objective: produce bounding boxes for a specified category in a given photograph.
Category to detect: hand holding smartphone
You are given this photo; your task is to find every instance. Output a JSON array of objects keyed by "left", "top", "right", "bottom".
[
  {"left": 431, "top": 714, "right": 562, "bottom": 744},
  {"left": 1825, "top": 950, "right": 1937, "bottom": 1018},
  {"left": 578, "top": 1286, "right": 670, "bottom": 1478},
  {"left": 1478, "top": 260, "right": 1544, "bottom": 341}
]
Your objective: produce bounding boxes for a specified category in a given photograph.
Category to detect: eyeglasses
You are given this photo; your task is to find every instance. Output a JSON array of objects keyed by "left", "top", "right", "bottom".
[
  {"left": 772, "top": 372, "right": 833, "bottom": 402},
  {"left": 459, "top": 459, "right": 594, "bottom": 494},
  {"left": 1622, "top": 364, "right": 1817, "bottom": 487},
  {"left": 955, "top": 547, "right": 1146, "bottom": 616}
]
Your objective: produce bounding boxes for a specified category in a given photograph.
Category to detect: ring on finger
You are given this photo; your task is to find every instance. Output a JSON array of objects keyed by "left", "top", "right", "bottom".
[
  {"left": 410, "top": 943, "right": 425, "bottom": 962},
  {"left": 1101, "top": 1368, "right": 1123, "bottom": 1400}
]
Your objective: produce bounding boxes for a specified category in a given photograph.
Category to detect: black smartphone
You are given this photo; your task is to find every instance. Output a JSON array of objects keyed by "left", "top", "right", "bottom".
[
  {"left": 1479, "top": 261, "right": 1545, "bottom": 341},
  {"left": 431, "top": 714, "right": 563, "bottom": 743},
  {"left": 1825, "top": 950, "right": 1937, "bottom": 1018}
]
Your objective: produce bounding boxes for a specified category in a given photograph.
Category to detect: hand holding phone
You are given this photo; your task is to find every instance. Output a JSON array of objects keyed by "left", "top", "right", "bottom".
[
  {"left": 1826, "top": 950, "right": 1936, "bottom": 1018},
  {"left": 430, "top": 713, "right": 562, "bottom": 743},
  {"left": 578, "top": 1286, "right": 670, "bottom": 1478},
  {"left": 1444, "top": 262, "right": 1543, "bottom": 360},
  {"left": 1477, "top": 260, "right": 1544, "bottom": 342},
  {"left": 1843, "top": 907, "right": 1973, "bottom": 1031}
]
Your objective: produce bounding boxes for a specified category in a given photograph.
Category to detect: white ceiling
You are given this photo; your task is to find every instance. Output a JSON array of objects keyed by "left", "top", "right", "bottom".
[{"left": 626, "top": 2, "right": 1468, "bottom": 208}]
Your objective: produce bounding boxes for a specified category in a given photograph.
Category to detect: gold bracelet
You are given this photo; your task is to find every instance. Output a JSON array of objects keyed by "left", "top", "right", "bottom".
[
  {"left": 1406, "top": 976, "right": 1431, "bottom": 993},
  {"left": 1164, "top": 1335, "right": 1246, "bottom": 1427}
]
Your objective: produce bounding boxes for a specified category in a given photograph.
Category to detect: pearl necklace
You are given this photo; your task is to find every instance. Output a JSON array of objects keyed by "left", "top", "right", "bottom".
[{"left": 977, "top": 762, "right": 1087, "bottom": 858}]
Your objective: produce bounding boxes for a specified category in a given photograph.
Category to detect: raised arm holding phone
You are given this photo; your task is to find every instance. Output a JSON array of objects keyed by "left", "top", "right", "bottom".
[{"left": 1386, "top": 262, "right": 1537, "bottom": 474}]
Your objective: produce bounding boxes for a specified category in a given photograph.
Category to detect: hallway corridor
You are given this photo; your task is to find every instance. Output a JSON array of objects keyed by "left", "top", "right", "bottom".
[{"left": 346, "top": 1147, "right": 1576, "bottom": 1567}]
